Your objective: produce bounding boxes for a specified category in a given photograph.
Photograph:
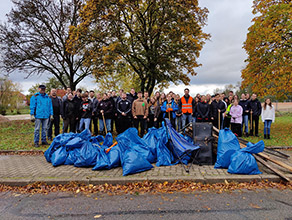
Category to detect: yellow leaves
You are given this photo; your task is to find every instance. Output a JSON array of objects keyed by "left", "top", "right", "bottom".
[{"left": 94, "top": 214, "right": 102, "bottom": 218}]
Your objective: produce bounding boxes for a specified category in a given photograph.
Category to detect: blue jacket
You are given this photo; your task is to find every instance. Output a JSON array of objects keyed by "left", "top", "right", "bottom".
[
  {"left": 161, "top": 100, "right": 179, "bottom": 119},
  {"left": 30, "top": 92, "right": 53, "bottom": 119}
]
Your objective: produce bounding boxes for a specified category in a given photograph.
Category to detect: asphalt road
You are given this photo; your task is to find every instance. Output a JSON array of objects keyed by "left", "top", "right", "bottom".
[{"left": 0, "top": 189, "right": 292, "bottom": 220}]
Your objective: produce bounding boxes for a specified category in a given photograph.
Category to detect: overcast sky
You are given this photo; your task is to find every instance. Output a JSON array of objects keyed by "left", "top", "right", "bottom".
[{"left": 0, "top": 0, "right": 254, "bottom": 95}]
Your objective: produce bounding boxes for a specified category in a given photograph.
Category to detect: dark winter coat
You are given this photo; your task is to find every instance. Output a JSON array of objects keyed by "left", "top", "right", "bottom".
[
  {"left": 116, "top": 98, "right": 132, "bottom": 118},
  {"left": 249, "top": 99, "right": 262, "bottom": 117},
  {"left": 239, "top": 99, "right": 250, "bottom": 116},
  {"left": 197, "top": 101, "right": 210, "bottom": 119},
  {"left": 210, "top": 100, "right": 226, "bottom": 119},
  {"left": 61, "top": 99, "right": 78, "bottom": 119},
  {"left": 96, "top": 99, "right": 113, "bottom": 119}
]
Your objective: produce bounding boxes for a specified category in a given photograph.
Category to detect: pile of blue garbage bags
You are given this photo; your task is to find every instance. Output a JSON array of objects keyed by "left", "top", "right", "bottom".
[
  {"left": 45, "top": 124, "right": 177, "bottom": 176},
  {"left": 45, "top": 124, "right": 265, "bottom": 176},
  {"left": 214, "top": 128, "right": 265, "bottom": 175}
]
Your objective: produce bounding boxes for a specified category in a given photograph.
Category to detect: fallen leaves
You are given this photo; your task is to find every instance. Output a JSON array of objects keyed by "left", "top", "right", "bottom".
[{"left": 0, "top": 180, "right": 292, "bottom": 195}]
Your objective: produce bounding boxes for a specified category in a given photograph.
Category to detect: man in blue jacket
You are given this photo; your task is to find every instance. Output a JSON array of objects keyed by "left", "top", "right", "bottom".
[{"left": 30, "top": 85, "right": 53, "bottom": 147}]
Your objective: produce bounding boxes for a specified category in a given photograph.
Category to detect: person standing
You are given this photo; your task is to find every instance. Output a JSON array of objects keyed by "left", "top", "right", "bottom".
[
  {"left": 47, "top": 89, "right": 62, "bottom": 141},
  {"left": 89, "top": 90, "right": 99, "bottom": 135},
  {"left": 210, "top": 93, "right": 226, "bottom": 129},
  {"left": 239, "top": 94, "right": 250, "bottom": 137},
  {"left": 262, "top": 98, "right": 275, "bottom": 139},
  {"left": 161, "top": 94, "right": 178, "bottom": 128},
  {"left": 230, "top": 99, "right": 243, "bottom": 137},
  {"left": 179, "top": 88, "right": 195, "bottom": 131},
  {"left": 175, "top": 94, "right": 182, "bottom": 130},
  {"left": 116, "top": 92, "right": 132, "bottom": 134},
  {"left": 62, "top": 93, "right": 78, "bottom": 133},
  {"left": 196, "top": 95, "right": 210, "bottom": 122},
  {"left": 132, "top": 91, "right": 148, "bottom": 137},
  {"left": 249, "top": 94, "right": 262, "bottom": 137},
  {"left": 147, "top": 97, "right": 157, "bottom": 129},
  {"left": 73, "top": 89, "right": 82, "bottom": 131},
  {"left": 96, "top": 93, "right": 113, "bottom": 135},
  {"left": 79, "top": 94, "right": 93, "bottom": 132},
  {"left": 30, "top": 85, "right": 53, "bottom": 147}
]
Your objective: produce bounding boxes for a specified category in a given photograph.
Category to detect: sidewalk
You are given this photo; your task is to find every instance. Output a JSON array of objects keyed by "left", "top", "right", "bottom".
[
  {"left": 3, "top": 114, "right": 30, "bottom": 121},
  {"left": 0, "top": 152, "right": 291, "bottom": 186}
]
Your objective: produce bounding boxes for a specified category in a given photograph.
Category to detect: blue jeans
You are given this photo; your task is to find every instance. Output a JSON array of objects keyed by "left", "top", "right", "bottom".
[
  {"left": 242, "top": 115, "right": 249, "bottom": 133},
  {"left": 264, "top": 120, "right": 272, "bottom": 135},
  {"left": 181, "top": 114, "right": 193, "bottom": 131},
  {"left": 34, "top": 118, "right": 49, "bottom": 144},
  {"left": 79, "top": 118, "right": 91, "bottom": 131},
  {"left": 99, "top": 118, "right": 111, "bottom": 132}
]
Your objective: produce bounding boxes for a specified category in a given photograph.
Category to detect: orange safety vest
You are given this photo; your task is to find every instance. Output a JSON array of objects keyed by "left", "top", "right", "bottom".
[{"left": 181, "top": 96, "right": 193, "bottom": 114}]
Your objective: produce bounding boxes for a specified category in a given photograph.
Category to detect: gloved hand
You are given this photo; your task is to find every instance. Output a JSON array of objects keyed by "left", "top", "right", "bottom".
[
  {"left": 167, "top": 108, "right": 173, "bottom": 112},
  {"left": 30, "top": 115, "right": 35, "bottom": 122},
  {"left": 50, "top": 115, "right": 54, "bottom": 121}
]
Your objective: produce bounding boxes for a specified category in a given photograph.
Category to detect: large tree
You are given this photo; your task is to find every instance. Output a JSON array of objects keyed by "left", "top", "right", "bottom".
[
  {"left": 242, "top": 0, "right": 292, "bottom": 98},
  {"left": 68, "top": 0, "right": 210, "bottom": 95},
  {"left": 0, "top": 0, "right": 92, "bottom": 91}
]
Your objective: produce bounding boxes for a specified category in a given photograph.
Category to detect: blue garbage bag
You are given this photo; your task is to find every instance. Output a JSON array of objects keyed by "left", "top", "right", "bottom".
[
  {"left": 156, "top": 139, "right": 173, "bottom": 167},
  {"left": 122, "top": 149, "right": 153, "bottom": 176},
  {"left": 143, "top": 128, "right": 159, "bottom": 158},
  {"left": 228, "top": 141, "right": 265, "bottom": 175},
  {"left": 117, "top": 128, "right": 156, "bottom": 163},
  {"left": 44, "top": 132, "right": 77, "bottom": 163},
  {"left": 107, "top": 144, "right": 121, "bottom": 169},
  {"left": 51, "top": 146, "right": 68, "bottom": 167},
  {"left": 103, "top": 132, "right": 113, "bottom": 148},
  {"left": 92, "top": 144, "right": 121, "bottom": 170},
  {"left": 214, "top": 128, "right": 240, "bottom": 169},
  {"left": 65, "top": 137, "right": 85, "bottom": 150},
  {"left": 92, "top": 147, "right": 110, "bottom": 170},
  {"left": 77, "top": 129, "right": 92, "bottom": 140},
  {"left": 94, "top": 135, "right": 105, "bottom": 143},
  {"left": 64, "top": 148, "right": 81, "bottom": 165},
  {"left": 74, "top": 141, "right": 99, "bottom": 167}
]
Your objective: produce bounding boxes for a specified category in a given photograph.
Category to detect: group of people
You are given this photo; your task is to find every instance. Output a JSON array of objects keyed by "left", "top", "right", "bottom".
[{"left": 30, "top": 85, "right": 275, "bottom": 148}]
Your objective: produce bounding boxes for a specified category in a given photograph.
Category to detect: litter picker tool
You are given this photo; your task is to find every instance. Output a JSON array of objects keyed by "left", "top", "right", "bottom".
[{"left": 102, "top": 112, "right": 107, "bottom": 134}]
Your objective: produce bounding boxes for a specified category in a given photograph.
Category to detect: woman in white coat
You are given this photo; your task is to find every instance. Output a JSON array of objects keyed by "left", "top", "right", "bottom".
[{"left": 261, "top": 98, "right": 275, "bottom": 139}]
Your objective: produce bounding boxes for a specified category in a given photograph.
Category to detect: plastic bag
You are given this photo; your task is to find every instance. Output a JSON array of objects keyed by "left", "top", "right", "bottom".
[
  {"left": 51, "top": 146, "right": 68, "bottom": 167},
  {"left": 92, "top": 147, "right": 110, "bottom": 170},
  {"left": 122, "top": 149, "right": 153, "bottom": 176},
  {"left": 44, "top": 132, "right": 77, "bottom": 163},
  {"left": 64, "top": 148, "right": 80, "bottom": 165},
  {"left": 117, "top": 128, "right": 156, "bottom": 163},
  {"left": 102, "top": 132, "right": 113, "bottom": 148},
  {"left": 228, "top": 141, "right": 265, "bottom": 175},
  {"left": 156, "top": 139, "right": 173, "bottom": 167},
  {"left": 74, "top": 141, "right": 99, "bottom": 167},
  {"left": 214, "top": 128, "right": 240, "bottom": 169}
]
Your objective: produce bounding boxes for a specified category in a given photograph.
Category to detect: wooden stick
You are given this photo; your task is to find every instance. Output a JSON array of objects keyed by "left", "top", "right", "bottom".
[
  {"left": 102, "top": 113, "right": 108, "bottom": 134},
  {"left": 218, "top": 110, "right": 221, "bottom": 130},
  {"left": 254, "top": 154, "right": 291, "bottom": 182},
  {"left": 250, "top": 111, "right": 253, "bottom": 134}
]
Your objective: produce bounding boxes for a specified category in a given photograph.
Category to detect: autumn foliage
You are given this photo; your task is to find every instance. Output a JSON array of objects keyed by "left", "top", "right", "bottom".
[
  {"left": 68, "top": 0, "right": 210, "bottom": 94},
  {"left": 1, "top": 180, "right": 292, "bottom": 195},
  {"left": 242, "top": 0, "right": 292, "bottom": 98}
]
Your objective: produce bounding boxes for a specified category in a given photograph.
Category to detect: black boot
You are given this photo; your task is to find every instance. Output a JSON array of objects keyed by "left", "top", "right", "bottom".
[
  {"left": 268, "top": 134, "right": 270, "bottom": 139},
  {"left": 264, "top": 134, "right": 267, "bottom": 139}
]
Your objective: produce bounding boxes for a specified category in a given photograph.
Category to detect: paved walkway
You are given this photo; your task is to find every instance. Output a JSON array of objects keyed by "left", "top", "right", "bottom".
[
  {"left": 0, "top": 152, "right": 291, "bottom": 186},
  {"left": 4, "top": 114, "right": 30, "bottom": 121}
]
